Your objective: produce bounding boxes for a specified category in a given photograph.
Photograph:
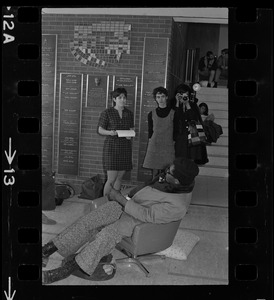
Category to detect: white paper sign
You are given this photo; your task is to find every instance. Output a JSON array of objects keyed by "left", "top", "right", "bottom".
[{"left": 116, "top": 130, "right": 136, "bottom": 137}]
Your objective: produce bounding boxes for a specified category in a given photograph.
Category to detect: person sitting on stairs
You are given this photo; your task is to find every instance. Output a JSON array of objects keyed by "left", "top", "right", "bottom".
[
  {"left": 198, "top": 51, "right": 218, "bottom": 88},
  {"left": 213, "top": 48, "right": 228, "bottom": 88}
]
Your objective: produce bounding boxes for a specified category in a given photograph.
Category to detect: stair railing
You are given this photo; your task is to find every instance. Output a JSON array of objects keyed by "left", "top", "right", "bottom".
[{"left": 184, "top": 48, "right": 200, "bottom": 84}]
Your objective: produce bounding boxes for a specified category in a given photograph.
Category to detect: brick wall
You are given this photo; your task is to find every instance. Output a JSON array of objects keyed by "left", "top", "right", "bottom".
[{"left": 42, "top": 14, "right": 173, "bottom": 193}]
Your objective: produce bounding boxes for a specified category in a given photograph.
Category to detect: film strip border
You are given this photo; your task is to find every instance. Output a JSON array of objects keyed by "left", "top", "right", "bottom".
[{"left": 2, "top": 6, "right": 273, "bottom": 299}]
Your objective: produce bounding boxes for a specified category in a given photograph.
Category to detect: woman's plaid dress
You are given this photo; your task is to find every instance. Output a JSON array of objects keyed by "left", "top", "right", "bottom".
[{"left": 98, "top": 107, "right": 134, "bottom": 171}]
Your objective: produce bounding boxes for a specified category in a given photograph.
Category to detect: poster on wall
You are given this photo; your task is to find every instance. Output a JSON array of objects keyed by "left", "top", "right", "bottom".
[
  {"left": 85, "top": 75, "right": 109, "bottom": 108},
  {"left": 42, "top": 34, "right": 57, "bottom": 172},
  {"left": 137, "top": 37, "right": 169, "bottom": 182},
  {"left": 57, "top": 73, "right": 83, "bottom": 175}
]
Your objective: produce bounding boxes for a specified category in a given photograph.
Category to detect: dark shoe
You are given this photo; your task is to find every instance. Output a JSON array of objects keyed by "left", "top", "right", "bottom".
[
  {"left": 213, "top": 81, "right": 218, "bottom": 88},
  {"left": 207, "top": 82, "right": 211, "bottom": 87},
  {"left": 42, "top": 241, "right": 58, "bottom": 267},
  {"left": 42, "top": 256, "right": 79, "bottom": 284},
  {"left": 72, "top": 254, "right": 116, "bottom": 281},
  {"left": 42, "top": 256, "right": 49, "bottom": 268}
]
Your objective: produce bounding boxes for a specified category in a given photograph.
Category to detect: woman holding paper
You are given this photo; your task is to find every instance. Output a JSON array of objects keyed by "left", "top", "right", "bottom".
[{"left": 98, "top": 88, "right": 134, "bottom": 196}]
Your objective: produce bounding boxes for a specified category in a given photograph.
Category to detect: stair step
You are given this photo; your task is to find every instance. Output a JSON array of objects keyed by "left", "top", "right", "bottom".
[
  {"left": 196, "top": 86, "right": 229, "bottom": 179},
  {"left": 201, "top": 102, "right": 228, "bottom": 110},
  {"left": 197, "top": 87, "right": 228, "bottom": 96},
  {"left": 209, "top": 110, "right": 228, "bottom": 119},
  {"left": 213, "top": 118, "right": 228, "bottom": 128},
  {"left": 198, "top": 166, "right": 228, "bottom": 178},
  {"left": 207, "top": 145, "right": 228, "bottom": 156},
  {"left": 221, "top": 128, "right": 228, "bottom": 136},
  {"left": 197, "top": 95, "right": 227, "bottom": 104},
  {"left": 210, "top": 135, "right": 228, "bottom": 146},
  {"left": 218, "top": 79, "right": 228, "bottom": 86},
  {"left": 196, "top": 90, "right": 228, "bottom": 103},
  {"left": 207, "top": 156, "right": 228, "bottom": 167}
]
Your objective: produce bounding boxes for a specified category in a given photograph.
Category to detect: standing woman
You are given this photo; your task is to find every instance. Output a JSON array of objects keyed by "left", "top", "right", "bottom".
[
  {"left": 143, "top": 86, "right": 175, "bottom": 178},
  {"left": 98, "top": 88, "right": 134, "bottom": 196},
  {"left": 172, "top": 83, "right": 209, "bottom": 165}
]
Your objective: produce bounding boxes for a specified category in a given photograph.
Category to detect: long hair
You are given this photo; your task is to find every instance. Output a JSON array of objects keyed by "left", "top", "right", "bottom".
[{"left": 199, "top": 102, "right": 209, "bottom": 116}]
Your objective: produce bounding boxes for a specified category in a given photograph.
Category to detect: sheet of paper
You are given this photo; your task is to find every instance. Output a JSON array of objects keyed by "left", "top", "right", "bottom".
[{"left": 116, "top": 130, "right": 136, "bottom": 137}]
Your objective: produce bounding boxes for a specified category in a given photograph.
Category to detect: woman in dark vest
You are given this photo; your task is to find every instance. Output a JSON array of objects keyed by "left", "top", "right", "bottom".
[{"left": 143, "top": 86, "right": 175, "bottom": 178}]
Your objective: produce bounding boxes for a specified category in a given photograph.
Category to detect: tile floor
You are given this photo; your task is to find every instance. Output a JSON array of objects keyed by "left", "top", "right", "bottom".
[{"left": 42, "top": 175, "right": 228, "bottom": 285}]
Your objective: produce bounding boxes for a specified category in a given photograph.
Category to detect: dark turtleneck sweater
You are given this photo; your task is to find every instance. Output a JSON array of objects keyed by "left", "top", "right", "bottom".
[{"left": 148, "top": 106, "right": 172, "bottom": 138}]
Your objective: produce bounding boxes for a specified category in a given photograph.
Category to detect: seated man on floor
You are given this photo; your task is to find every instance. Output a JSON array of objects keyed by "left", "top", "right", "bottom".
[{"left": 42, "top": 157, "right": 199, "bottom": 284}]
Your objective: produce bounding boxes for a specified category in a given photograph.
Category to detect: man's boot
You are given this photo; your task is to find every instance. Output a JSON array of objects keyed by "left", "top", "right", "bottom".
[
  {"left": 42, "top": 241, "right": 58, "bottom": 267},
  {"left": 42, "top": 255, "right": 79, "bottom": 284}
]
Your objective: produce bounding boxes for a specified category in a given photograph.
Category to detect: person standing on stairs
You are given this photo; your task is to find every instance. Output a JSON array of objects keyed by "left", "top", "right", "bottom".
[
  {"left": 172, "top": 83, "right": 209, "bottom": 165},
  {"left": 143, "top": 86, "right": 175, "bottom": 179}
]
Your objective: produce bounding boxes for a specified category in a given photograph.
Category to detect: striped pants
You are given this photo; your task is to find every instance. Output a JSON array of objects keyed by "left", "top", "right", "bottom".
[{"left": 52, "top": 200, "right": 123, "bottom": 275}]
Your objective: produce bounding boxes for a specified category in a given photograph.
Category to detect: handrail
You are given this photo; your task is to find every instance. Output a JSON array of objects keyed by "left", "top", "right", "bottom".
[{"left": 184, "top": 48, "right": 200, "bottom": 84}]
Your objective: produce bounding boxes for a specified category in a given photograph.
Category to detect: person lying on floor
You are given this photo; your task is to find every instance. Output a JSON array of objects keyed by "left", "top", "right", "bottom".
[{"left": 42, "top": 157, "right": 199, "bottom": 284}]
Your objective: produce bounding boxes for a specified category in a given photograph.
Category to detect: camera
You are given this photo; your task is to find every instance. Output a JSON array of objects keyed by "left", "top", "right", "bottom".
[{"left": 176, "top": 93, "right": 189, "bottom": 103}]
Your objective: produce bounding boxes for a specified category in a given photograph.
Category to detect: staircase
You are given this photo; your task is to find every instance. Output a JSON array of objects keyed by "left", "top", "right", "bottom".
[{"left": 196, "top": 87, "right": 228, "bottom": 178}]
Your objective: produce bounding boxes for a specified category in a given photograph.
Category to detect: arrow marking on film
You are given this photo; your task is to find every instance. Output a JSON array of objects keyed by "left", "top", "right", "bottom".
[
  {"left": 4, "top": 277, "right": 16, "bottom": 300},
  {"left": 4, "top": 138, "right": 16, "bottom": 166}
]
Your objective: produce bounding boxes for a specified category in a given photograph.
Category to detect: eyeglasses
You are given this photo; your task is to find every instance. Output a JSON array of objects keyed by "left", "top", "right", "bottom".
[{"left": 165, "top": 167, "right": 176, "bottom": 179}]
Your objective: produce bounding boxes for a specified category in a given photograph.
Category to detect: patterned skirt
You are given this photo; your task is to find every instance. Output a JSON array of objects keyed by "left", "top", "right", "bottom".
[{"left": 103, "top": 136, "right": 132, "bottom": 171}]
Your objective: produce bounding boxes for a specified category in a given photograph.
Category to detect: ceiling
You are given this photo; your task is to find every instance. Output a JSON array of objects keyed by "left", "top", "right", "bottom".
[{"left": 42, "top": 7, "right": 228, "bottom": 24}]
